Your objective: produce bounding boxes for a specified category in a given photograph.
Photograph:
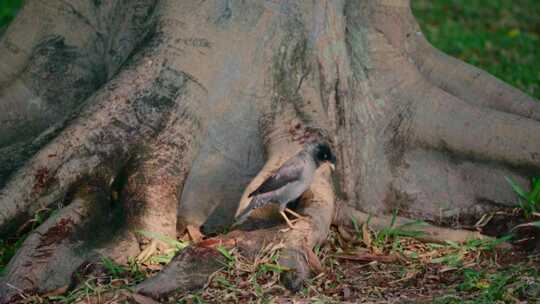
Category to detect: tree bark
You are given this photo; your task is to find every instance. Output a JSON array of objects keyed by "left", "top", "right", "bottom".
[{"left": 0, "top": 0, "right": 538, "bottom": 301}]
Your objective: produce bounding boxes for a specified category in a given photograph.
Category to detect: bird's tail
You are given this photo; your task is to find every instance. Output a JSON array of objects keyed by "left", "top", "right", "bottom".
[{"left": 234, "top": 196, "right": 268, "bottom": 225}]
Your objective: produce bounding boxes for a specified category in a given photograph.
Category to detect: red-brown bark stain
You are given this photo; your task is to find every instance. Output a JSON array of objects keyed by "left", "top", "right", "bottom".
[
  {"left": 7, "top": 290, "right": 37, "bottom": 304},
  {"left": 188, "top": 246, "right": 223, "bottom": 261},
  {"left": 288, "top": 121, "right": 316, "bottom": 144},
  {"left": 22, "top": 261, "right": 33, "bottom": 267},
  {"left": 197, "top": 238, "right": 235, "bottom": 249},
  {"left": 37, "top": 218, "right": 75, "bottom": 249},
  {"left": 32, "top": 167, "right": 57, "bottom": 193}
]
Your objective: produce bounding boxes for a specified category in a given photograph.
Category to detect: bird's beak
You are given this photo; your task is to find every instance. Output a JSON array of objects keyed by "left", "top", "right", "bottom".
[{"left": 330, "top": 154, "right": 337, "bottom": 171}]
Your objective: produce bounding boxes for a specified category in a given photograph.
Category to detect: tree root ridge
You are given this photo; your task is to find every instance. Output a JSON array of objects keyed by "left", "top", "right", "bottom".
[
  {"left": 0, "top": 50, "right": 202, "bottom": 237},
  {"left": 0, "top": 183, "right": 105, "bottom": 302},
  {"left": 334, "top": 204, "right": 497, "bottom": 245},
  {"left": 0, "top": 55, "right": 206, "bottom": 303},
  {"left": 135, "top": 245, "right": 226, "bottom": 299}
]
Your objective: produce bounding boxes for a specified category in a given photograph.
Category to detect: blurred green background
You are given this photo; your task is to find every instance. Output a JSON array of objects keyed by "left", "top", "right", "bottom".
[
  {"left": 412, "top": 0, "right": 539, "bottom": 99},
  {"left": 0, "top": 0, "right": 22, "bottom": 28},
  {"left": 0, "top": 0, "right": 539, "bottom": 98}
]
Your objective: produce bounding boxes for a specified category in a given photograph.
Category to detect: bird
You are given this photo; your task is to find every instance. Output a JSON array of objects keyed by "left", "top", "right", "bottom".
[{"left": 235, "top": 141, "right": 336, "bottom": 228}]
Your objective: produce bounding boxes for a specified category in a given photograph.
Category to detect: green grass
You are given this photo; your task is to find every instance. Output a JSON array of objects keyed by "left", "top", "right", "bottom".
[
  {"left": 0, "top": 208, "right": 52, "bottom": 274},
  {"left": 433, "top": 264, "right": 540, "bottom": 304},
  {"left": 0, "top": 0, "right": 23, "bottom": 27},
  {"left": 372, "top": 211, "right": 428, "bottom": 249},
  {"left": 136, "top": 230, "right": 189, "bottom": 264},
  {"left": 506, "top": 176, "right": 540, "bottom": 217},
  {"left": 412, "top": 0, "right": 540, "bottom": 99},
  {"left": 0, "top": 238, "right": 23, "bottom": 274}
]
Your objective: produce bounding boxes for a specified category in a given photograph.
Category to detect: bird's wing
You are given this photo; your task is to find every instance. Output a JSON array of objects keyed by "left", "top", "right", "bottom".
[{"left": 248, "top": 156, "right": 304, "bottom": 197}]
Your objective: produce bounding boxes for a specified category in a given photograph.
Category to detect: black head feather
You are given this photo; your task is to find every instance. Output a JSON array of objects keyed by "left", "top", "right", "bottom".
[{"left": 310, "top": 142, "right": 336, "bottom": 167}]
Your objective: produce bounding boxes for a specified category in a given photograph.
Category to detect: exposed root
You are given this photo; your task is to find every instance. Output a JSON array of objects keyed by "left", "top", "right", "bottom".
[
  {"left": 334, "top": 204, "right": 500, "bottom": 245},
  {"left": 408, "top": 82, "right": 540, "bottom": 171},
  {"left": 0, "top": 181, "right": 108, "bottom": 303},
  {"left": 384, "top": 148, "right": 529, "bottom": 224},
  {"left": 0, "top": 0, "right": 157, "bottom": 149},
  {"left": 122, "top": 85, "right": 205, "bottom": 256},
  {"left": 0, "top": 50, "right": 192, "bottom": 237},
  {"left": 410, "top": 37, "right": 540, "bottom": 120},
  {"left": 357, "top": 6, "right": 540, "bottom": 173},
  {"left": 362, "top": 0, "right": 540, "bottom": 119},
  {"left": 0, "top": 177, "right": 146, "bottom": 303},
  {"left": 134, "top": 243, "right": 227, "bottom": 299},
  {"left": 95, "top": 230, "right": 141, "bottom": 265},
  {"left": 0, "top": 56, "right": 207, "bottom": 299}
]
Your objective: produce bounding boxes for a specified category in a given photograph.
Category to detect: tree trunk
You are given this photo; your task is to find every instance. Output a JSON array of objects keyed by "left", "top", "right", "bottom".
[{"left": 0, "top": 0, "right": 538, "bottom": 301}]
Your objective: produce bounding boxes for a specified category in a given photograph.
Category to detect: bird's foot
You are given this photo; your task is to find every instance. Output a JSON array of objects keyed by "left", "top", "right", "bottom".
[
  {"left": 279, "top": 210, "right": 298, "bottom": 230},
  {"left": 285, "top": 208, "right": 310, "bottom": 222}
]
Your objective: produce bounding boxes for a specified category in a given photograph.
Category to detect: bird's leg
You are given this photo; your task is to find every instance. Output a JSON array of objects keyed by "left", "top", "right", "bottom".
[
  {"left": 279, "top": 210, "right": 297, "bottom": 229},
  {"left": 284, "top": 208, "right": 309, "bottom": 221}
]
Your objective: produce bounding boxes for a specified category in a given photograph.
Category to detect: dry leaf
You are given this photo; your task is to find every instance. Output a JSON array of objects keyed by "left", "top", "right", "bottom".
[
  {"left": 362, "top": 222, "right": 372, "bottom": 248},
  {"left": 198, "top": 238, "right": 235, "bottom": 248},
  {"left": 338, "top": 225, "right": 354, "bottom": 242},
  {"left": 302, "top": 244, "right": 324, "bottom": 274}
]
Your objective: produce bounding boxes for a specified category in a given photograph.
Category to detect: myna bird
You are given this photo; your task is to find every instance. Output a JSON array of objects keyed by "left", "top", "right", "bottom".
[{"left": 235, "top": 142, "right": 336, "bottom": 228}]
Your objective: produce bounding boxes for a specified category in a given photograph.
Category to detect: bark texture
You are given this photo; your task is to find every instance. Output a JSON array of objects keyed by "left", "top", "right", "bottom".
[{"left": 0, "top": 0, "right": 538, "bottom": 301}]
